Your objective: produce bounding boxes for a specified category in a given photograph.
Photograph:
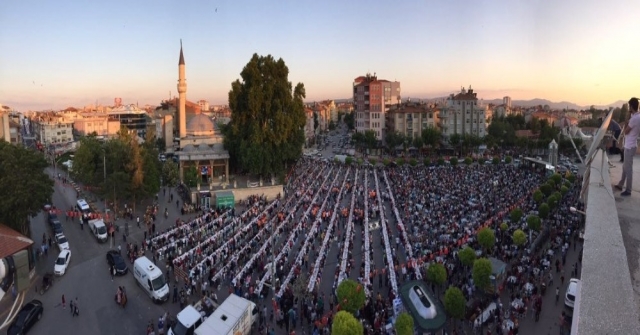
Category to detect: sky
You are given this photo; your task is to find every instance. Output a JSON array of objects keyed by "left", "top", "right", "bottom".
[{"left": 1, "top": 0, "right": 640, "bottom": 111}]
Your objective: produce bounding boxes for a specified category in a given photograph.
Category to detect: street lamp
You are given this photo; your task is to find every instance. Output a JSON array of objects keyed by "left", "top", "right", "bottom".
[{"left": 569, "top": 206, "right": 586, "bottom": 215}]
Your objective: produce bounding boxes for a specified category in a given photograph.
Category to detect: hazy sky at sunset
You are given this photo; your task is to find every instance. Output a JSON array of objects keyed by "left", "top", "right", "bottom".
[{"left": 2, "top": 0, "right": 639, "bottom": 111}]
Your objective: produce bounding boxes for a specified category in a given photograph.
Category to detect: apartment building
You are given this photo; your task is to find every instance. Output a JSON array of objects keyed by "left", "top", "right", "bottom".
[
  {"left": 387, "top": 102, "right": 440, "bottom": 139},
  {"left": 353, "top": 73, "right": 401, "bottom": 140},
  {"left": 73, "top": 113, "right": 121, "bottom": 137},
  {"left": 32, "top": 113, "right": 75, "bottom": 145},
  {"left": 439, "top": 86, "right": 487, "bottom": 138},
  {"left": 304, "top": 107, "right": 315, "bottom": 146}
]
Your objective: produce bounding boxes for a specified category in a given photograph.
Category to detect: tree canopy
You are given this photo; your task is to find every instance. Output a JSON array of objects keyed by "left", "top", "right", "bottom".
[
  {"left": 477, "top": 227, "right": 495, "bottom": 251},
  {"left": 394, "top": 312, "right": 415, "bottom": 335},
  {"left": 223, "top": 54, "right": 306, "bottom": 177},
  {"left": 472, "top": 258, "right": 493, "bottom": 290},
  {"left": 458, "top": 246, "right": 476, "bottom": 267},
  {"left": 331, "top": 311, "right": 363, "bottom": 335},
  {"left": 444, "top": 287, "right": 466, "bottom": 320},
  {"left": 336, "top": 279, "right": 366, "bottom": 315},
  {"left": 512, "top": 229, "right": 527, "bottom": 247},
  {"left": 0, "top": 141, "right": 54, "bottom": 236},
  {"left": 71, "top": 130, "right": 161, "bottom": 206},
  {"left": 427, "top": 263, "right": 447, "bottom": 286}
]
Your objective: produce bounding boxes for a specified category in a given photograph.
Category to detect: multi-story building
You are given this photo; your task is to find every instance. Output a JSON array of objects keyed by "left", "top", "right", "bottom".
[
  {"left": 32, "top": 113, "right": 75, "bottom": 145},
  {"left": 311, "top": 102, "right": 332, "bottom": 132},
  {"left": 107, "top": 104, "right": 148, "bottom": 137},
  {"left": 439, "top": 86, "right": 487, "bottom": 138},
  {"left": 73, "top": 113, "right": 121, "bottom": 138},
  {"left": 353, "top": 73, "right": 401, "bottom": 140},
  {"left": 304, "top": 107, "right": 315, "bottom": 146},
  {"left": 198, "top": 100, "right": 210, "bottom": 113},
  {"left": 0, "top": 105, "right": 21, "bottom": 144},
  {"left": 387, "top": 102, "right": 440, "bottom": 139}
]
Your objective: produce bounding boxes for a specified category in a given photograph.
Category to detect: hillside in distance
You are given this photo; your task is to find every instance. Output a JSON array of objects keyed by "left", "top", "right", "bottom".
[{"left": 329, "top": 98, "right": 626, "bottom": 110}]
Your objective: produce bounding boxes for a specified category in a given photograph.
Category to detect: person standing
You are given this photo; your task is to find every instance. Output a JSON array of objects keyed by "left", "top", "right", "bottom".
[
  {"left": 61, "top": 294, "right": 66, "bottom": 309},
  {"left": 616, "top": 97, "right": 640, "bottom": 196},
  {"left": 73, "top": 298, "right": 79, "bottom": 317},
  {"left": 70, "top": 298, "right": 74, "bottom": 315}
]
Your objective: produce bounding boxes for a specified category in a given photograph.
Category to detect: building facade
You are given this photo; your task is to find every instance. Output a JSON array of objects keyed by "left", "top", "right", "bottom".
[
  {"left": 387, "top": 102, "right": 440, "bottom": 139},
  {"left": 439, "top": 86, "right": 487, "bottom": 138},
  {"left": 73, "top": 114, "right": 121, "bottom": 138},
  {"left": 32, "top": 113, "right": 75, "bottom": 145},
  {"left": 353, "top": 73, "right": 401, "bottom": 140},
  {"left": 107, "top": 105, "right": 148, "bottom": 137}
]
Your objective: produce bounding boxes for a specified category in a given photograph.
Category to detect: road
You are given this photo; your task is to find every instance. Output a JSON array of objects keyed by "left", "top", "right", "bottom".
[{"left": 24, "top": 167, "right": 192, "bottom": 335}]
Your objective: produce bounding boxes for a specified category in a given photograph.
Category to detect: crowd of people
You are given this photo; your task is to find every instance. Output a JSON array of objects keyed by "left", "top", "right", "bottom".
[{"left": 123, "top": 155, "right": 583, "bottom": 335}]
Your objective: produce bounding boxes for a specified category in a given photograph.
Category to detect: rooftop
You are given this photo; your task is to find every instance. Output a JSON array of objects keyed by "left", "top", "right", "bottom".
[{"left": 0, "top": 224, "right": 34, "bottom": 259}]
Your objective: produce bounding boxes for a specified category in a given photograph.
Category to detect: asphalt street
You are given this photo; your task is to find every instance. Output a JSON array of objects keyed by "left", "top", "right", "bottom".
[{"left": 24, "top": 167, "right": 194, "bottom": 335}]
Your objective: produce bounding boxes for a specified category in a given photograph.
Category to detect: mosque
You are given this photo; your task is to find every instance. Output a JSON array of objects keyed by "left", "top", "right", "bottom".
[{"left": 174, "top": 41, "right": 230, "bottom": 194}]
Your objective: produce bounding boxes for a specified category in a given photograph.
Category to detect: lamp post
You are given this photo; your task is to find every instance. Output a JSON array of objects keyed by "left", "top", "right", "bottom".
[{"left": 569, "top": 206, "right": 586, "bottom": 215}]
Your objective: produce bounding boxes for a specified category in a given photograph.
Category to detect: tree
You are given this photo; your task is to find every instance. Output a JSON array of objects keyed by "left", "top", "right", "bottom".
[
  {"left": 363, "top": 130, "right": 377, "bottom": 151},
  {"left": 444, "top": 287, "right": 466, "bottom": 320},
  {"left": 449, "top": 133, "right": 461, "bottom": 150},
  {"left": 71, "top": 135, "right": 104, "bottom": 186},
  {"left": 155, "top": 137, "right": 166, "bottom": 153},
  {"left": 547, "top": 195, "right": 559, "bottom": 209},
  {"left": 472, "top": 258, "right": 493, "bottom": 291},
  {"left": 500, "top": 222, "right": 508, "bottom": 231},
  {"left": 421, "top": 127, "right": 441, "bottom": 150},
  {"left": 345, "top": 156, "right": 353, "bottom": 165},
  {"left": 313, "top": 112, "right": 319, "bottom": 132},
  {"left": 527, "top": 215, "right": 542, "bottom": 231},
  {"left": 427, "top": 263, "right": 447, "bottom": 286},
  {"left": 336, "top": 279, "right": 365, "bottom": 315},
  {"left": 477, "top": 227, "right": 495, "bottom": 251},
  {"left": 538, "top": 202, "right": 550, "bottom": 219},
  {"left": 478, "top": 157, "right": 486, "bottom": 165},
  {"left": 394, "top": 312, "right": 414, "bottom": 335},
  {"left": 533, "top": 189, "right": 544, "bottom": 203},
  {"left": 423, "top": 158, "right": 431, "bottom": 166},
  {"left": 513, "top": 229, "right": 527, "bottom": 247},
  {"left": 504, "top": 156, "right": 512, "bottom": 164},
  {"left": 409, "top": 158, "right": 417, "bottom": 167},
  {"left": 224, "top": 54, "right": 306, "bottom": 177},
  {"left": 458, "top": 246, "right": 476, "bottom": 267},
  {"left": 492, "top": 157, "right": 500, "bottom": 165},
  {"left": 0, "top": 141, "right": 54, "bottom": 236},
  {"left": 464, "top": 157, "right": 473, "bottom": 165},
  {"left": 510, "top": 208, "right": 523, "bottom": 223},
  {"left": 343, "top": 111, "right": 355, "bottom": 130},
  {"left": 561, "top": 185, "right": 569, "bottom": 196},
  {"left": 450, "top": 157, "right": 458, "bottom": 166},
  {"left": 540, "top": 183, "right": 553, "bottom": 196},
  {"left": 184, "top": 166, "right": 199, "bottom": 188},
  {"left": 162, "top": 161, "right": 180, "bottom": 187},
  {"left": 412, "top": 136, "right": 423, "bottom": 150},
  {"left": 332, "top": 311, "right": 363, "bottom": 335},
  {"left": 550, "top": 173, "right": 562, "bottom": 185}
]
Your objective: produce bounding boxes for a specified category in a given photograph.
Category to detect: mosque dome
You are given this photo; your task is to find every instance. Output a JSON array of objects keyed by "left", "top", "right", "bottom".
[{"left": 186, "top": 114, "right": 215, "bottom": 137}]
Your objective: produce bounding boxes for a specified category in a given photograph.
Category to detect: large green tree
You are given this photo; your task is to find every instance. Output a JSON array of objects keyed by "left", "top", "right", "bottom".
[
  {"left": 336, "top": 279, "right": 366, "bottom": 315},
  {"left": 472, "top": 258, "right": 493, "bottom": 291},
  {"left": 71, "top": 134, "right": 104, "bottom": 186},
  {"left": 0, "top": 141, "right": 54, "bottom": 236},
  {"left": 224, "top": 54, "right": 306, "bottom": 177},
  {"left": 394, "top": 312, "right": 414, "bottom": 335},
  {"left": 427, "top": 263, "right": 447, "bottom": 287},
  {"left": 444, "top": 287, "right": 466, "bottom": 320},
  {"left": 331, "top": 311, "right": 363, "bottom": 335},
  {"left": 477, "top": 227, "right": 495, "bottom": 251},
  {"left": 162, "top": 161, "right": 180, "bottom": 187},
  {"left": 458, "top": 246, "right": 476, "bottom": 267}
]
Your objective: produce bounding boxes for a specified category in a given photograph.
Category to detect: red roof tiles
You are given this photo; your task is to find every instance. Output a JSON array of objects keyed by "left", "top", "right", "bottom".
[{"left": 0, "top": 224, "right": 33, "bottom": 259}]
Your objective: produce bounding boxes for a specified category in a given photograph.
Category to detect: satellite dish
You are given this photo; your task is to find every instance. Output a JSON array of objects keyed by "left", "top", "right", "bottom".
[{"left": 584, "top": 109, "right": 613, "bottom": 167}]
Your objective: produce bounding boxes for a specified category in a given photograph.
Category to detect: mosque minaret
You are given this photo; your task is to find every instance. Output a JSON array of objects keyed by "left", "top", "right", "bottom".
[{"left": 177, "top": 40, "right": 187, "bottom": 138}]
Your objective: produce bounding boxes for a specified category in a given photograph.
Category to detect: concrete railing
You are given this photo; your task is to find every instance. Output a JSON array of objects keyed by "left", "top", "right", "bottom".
[{"left": 572, "top": 149, "right": 640, "bottom": 334}]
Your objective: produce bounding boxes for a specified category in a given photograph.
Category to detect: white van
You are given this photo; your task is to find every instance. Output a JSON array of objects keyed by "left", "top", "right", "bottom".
[
  {"left": 88, "top": 218, "right": 108, "bottom": 242},
  {"left": 133, "top": 256, "right": 169, "bottom": 303},
  {"left": 76, "top": 199, "right": 91, "bottom": 213}
]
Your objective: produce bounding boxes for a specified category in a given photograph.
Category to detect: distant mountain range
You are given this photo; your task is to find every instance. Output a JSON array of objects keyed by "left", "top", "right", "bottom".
[{"left": 331, "top": 98, "right": 626, "bottom": 111}]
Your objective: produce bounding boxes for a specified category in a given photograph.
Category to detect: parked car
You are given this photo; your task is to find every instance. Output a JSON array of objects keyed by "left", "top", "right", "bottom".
[
  {"left": 7, "top": 299, "right": 44, "bottom": 335},
  {"left": 565, "top": 278, "right": 580, "bottom": 309},
  {"left": 54, "top": 250, "right": 71, "bottom": 276},
  {"left": 50, "top": 221, "right": 63, "bottom": 235},
  {"left": 106, "top": 250, "right": 128, "bottom": 275},
  {"left": 55, "top": 234, "right": 69, "bottom": 251}
]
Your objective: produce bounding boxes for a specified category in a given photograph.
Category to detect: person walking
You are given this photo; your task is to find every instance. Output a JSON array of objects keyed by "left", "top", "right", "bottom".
[
  {"left": 61, "top": 294, "right": 66, "bottom": 309},
  {"left": 70, "top": 298, "right": 74, "bottom": 315},
  {"left": 616, "top": 97, "right": 640, "bottom": 196},
  {"left": 110, "top": 265, "right": 115, "bottom": 281},
  {"left": 73, "top": 298, "right": 79, "bottom": 317},
  {"left": 555, "top": 287, "right": 560, "bottom": 305}
]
